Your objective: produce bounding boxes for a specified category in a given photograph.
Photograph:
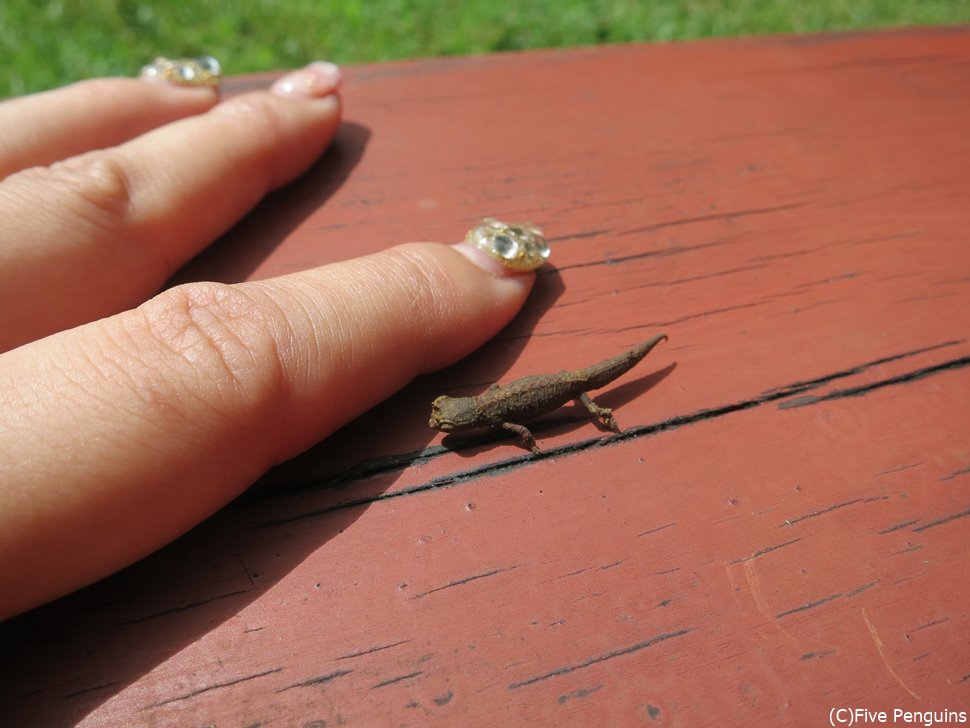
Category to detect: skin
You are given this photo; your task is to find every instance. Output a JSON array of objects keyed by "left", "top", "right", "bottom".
[
  {"left": 430, "top": 334, "right": 668, "bottom": 452},
  {"left": 0, "top": 64, "right": 535, "bottom": 620}
]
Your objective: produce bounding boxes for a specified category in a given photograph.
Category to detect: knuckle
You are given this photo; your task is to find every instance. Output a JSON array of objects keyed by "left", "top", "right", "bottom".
[
  {"left": 134, "top": 282, "right": 286, "bottom": 410},
  {"left": 45, "top": 150, "right": 136, "bottom": 225}
]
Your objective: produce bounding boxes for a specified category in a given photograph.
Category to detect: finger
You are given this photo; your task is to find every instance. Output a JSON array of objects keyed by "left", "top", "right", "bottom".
[
  {"left": 0, "top": 241, "right": 534, "bottom": 618},
  {"left": 0, "top": 77, "right": 218, "bottom": 179},
  {"left": 0, "top": 62, "right": 342, "bottom": 352}
]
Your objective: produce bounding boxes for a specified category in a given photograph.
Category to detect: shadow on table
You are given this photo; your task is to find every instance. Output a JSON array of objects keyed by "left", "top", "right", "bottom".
[
  {"left": 0, "top": 228, "right": 565, "bottom": 726},
  {"left": 170, "top": 121, "right": 372, "bottom": 285}
]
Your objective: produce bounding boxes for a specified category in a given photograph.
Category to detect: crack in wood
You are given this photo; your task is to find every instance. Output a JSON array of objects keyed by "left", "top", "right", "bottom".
[
  {"left": 846, "top": 580, "right": 879, "bottom": 597},
  {"left": 335, "top": 640, "right": 411, "bottom": 660},
  {"left": 637, "top": 521, "right": 677, "bottom": 537},
  {"left": 557, "top": 683, "right": 605, "bottom": 704},
  {"left": 117, "top": 588, "right": 252, "bottom": 625},
  {"left": 877, "top": 462, "right": 922, "bottom": 477},
  {"left": 276, "top": 669, "right": 353, "bottom": 693},
  {"left": 907, "top": 617, "right": 950, "bottom": 637},
  {"left": 800, "top": 650, "right": 836, "bottom": 660},
  {"left": 617, "top": 202, "right": 807, "bottom": 237},
  {"left": 877, "top": 519, "right": 919, "bottom": 534},
  {"left": 619, "top": 299, "right": 772, "bottom": 331},
  {"left": 548, "top": 238, "right": 729, "bottom": 273},
  {"left": 912, "top": 507, "right": 970, "bottom": 533},
  {"left": 729, "top": 537, "right": 803, "bottom": 564},
  {"left": 890, "top": 544, "right": 923, "bottom": 556},
  {"left": 766, "top": 340, "right": 962, "bottom": 396},
  {"left": 146, "top": 668, "right": 282, "bottom": 707},
  {"left": 553, "top": 228, "right": 612, "bottom": 242},
  {"left": 794, "top": 271, "right": 866, "bottom": 288},
  {"left": 61, "top": 681, "right": 122, "bottom": 700},
  {"left": 784, "top": 355, "right": 970, "bottom": 407},
  {"left": 780, "top": 496, "right": 890, "bottom": 528},
  {"left": 775, "top": 591, "right": 844, "bottom": 619},
  {"left": 371, "top": 671, "right": 423, "bottom": 689},
  {"left": 508, "top": 628, "right": 693, "bottom": 689},
  {"left": 748, "top": 231, "right": 922, "bottom": 264},
  {"left": 740, "top": 53, "right": 950, "bottom": 78},
  {"left": 892, "top": 572, "right": 926, "bottom": 587},
  {"left": 557, "top": 566, "right": 592, "bottom": 579},
  {"left": 412, "top": 564, "right": 523, "bottom": 599},
  {"left": 771, "top": 341, "right": 963, "bottom": 404},
  {"left": 781, "top": 355, "right": 970, "bottom": 409},
  {"left": 775, "top": 579, "right": 878, "bottom": 619}
]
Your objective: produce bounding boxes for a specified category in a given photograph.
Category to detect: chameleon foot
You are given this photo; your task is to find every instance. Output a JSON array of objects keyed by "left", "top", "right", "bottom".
[
  {"left": 502, "top": 422, "right": 540, "bottom": 453},
  {"left": 579, "top": 393, "right": 619, "bottom": 431}
]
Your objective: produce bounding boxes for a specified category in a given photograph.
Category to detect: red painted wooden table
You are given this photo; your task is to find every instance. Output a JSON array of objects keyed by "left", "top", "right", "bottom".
[{"left": 5, "top": 27, "right": 970, "bottom": 727}]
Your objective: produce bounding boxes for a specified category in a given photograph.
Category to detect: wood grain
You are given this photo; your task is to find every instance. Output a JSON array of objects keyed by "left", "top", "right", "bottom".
[{"left": 3, "top": 27, "right": 969, "bottom": 726}]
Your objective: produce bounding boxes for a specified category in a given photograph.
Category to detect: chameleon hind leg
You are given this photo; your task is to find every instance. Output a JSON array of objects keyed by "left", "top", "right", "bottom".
[
  {"left": 579, "top": 392, "right": 619, "bottom": 431},
  {"left": 502, "top": 422, "right": 540, "bottom": 453}
]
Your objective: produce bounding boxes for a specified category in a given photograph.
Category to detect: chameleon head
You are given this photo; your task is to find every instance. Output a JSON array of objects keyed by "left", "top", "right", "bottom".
[{"left": 429, "top": 395, "right": 480, "bottom": 432}]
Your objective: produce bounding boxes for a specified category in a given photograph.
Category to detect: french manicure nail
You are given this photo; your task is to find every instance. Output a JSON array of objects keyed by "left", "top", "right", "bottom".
[
  {"left": 452, "top": 242, "right": 538, "bottom": 277},
  {"left": 138, "top": 56, "right": 222, "bottom": 91},
  {"left": 271, "top": 62, "right": 342, "bottom": 98},
  {"left": 451, "top": 218, "right": 550, "bottom": 276}
]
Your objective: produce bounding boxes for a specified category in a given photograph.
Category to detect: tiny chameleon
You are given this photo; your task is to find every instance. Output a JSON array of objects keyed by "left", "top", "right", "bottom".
[{"left": 429, "top": 334, "right": 668, "bottom": 453}]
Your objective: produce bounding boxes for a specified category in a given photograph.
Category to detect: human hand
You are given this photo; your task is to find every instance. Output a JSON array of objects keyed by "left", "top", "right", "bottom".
[{"left": 0, "top": 62, "right": 536, "bottom": 619}]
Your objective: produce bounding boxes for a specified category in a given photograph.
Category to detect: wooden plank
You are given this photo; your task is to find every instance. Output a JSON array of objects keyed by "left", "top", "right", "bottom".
[{"left": 3, "top": 28, "right": 969, "bottom": 726}]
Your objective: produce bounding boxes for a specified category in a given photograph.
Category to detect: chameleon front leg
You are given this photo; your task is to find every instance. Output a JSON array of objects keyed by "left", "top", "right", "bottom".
[
  {"left": 501, "top": 422, "right": 540, "bottom": 453},
  {"left": 578, "top": 392, "right": 619, "bottom": 431}
]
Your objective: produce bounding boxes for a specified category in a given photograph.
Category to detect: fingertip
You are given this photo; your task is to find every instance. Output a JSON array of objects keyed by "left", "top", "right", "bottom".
[
  {"left": 392, "top": 241, "right": 537, "bottom": 361},
  {"left": 271, "top": 62, "right": 343, "bottom": 98},
  {"left": 207, "top": 89, "right": 341, "bottom": 188},
  {"left": 441, "top": 242, "right": 538, "bottom": 333}
]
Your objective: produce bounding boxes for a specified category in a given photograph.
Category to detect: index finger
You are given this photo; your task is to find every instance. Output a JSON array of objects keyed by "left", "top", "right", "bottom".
[{"left": 0, "top": 240, "right": 536, "bottom": 618}]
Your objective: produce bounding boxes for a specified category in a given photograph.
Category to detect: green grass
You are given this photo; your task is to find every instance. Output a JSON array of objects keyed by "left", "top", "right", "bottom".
[{"left": 2, "top": 0, "right": 968, "bottom": 97}]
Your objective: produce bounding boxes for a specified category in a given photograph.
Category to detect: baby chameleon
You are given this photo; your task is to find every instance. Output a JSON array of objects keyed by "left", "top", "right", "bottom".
[{"left": 429, "top": 333, "right": 667, "bottom": 453}]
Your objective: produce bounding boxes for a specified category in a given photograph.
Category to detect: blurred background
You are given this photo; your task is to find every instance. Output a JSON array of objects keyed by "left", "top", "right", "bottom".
[{"left": 2, "top": 0, "right": 968, "bottom": 96}]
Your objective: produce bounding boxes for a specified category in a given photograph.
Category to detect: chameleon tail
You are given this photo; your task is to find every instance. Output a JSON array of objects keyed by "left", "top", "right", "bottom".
[{"left": 576, "top": 333, "right": 668, "bottom": 390}]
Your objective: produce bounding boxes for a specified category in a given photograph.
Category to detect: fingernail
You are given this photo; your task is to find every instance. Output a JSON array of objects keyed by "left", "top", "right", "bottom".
[
  {"left": 451, "top": 219, "right": 550, "bottom": 276},
  {"left": 138, "top": 56, "right": 222, "bottom": 92},
  {"left": 271, "top": 62, "right": 342, "bottom": 98},
  {"left": 451, "top": 242, "right": 540, "bottom": 277}
]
